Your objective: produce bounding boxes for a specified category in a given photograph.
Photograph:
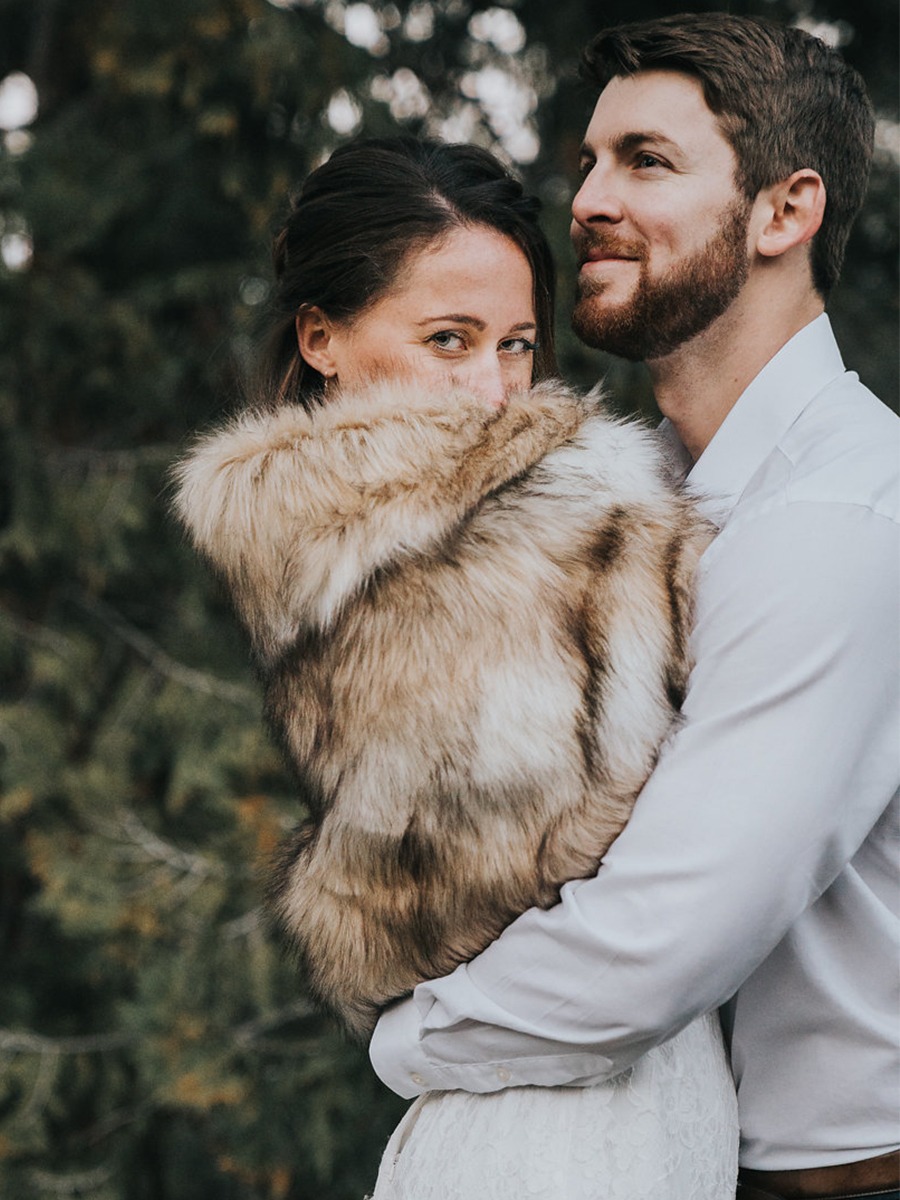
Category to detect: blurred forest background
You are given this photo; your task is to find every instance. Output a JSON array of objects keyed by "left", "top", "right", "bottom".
[{"left": 0, "top": 0, "right": 896, "bottom": 1196}]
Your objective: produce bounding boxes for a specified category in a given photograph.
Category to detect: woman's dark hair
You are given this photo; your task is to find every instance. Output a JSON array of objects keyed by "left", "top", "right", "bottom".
[{"left": 259, "top": 136, "right": 557, "bottom": 409}]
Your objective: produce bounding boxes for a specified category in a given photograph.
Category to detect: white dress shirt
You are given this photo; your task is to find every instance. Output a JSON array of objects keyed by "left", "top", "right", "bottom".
[{"left": 369, "top": 315, "right": 900, "bottom": 1170}]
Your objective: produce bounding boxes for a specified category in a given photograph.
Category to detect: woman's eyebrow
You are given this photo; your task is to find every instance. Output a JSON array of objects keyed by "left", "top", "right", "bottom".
[
  {"left": 415, "top": 316, "right": 537, "bottom": 331},
  {"left": 415, "top": 314, "right": 486, "bottom": 329}
]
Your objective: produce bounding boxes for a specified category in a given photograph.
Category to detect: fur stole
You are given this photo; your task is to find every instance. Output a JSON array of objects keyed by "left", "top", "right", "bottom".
[{"left": 172, "top": 379, "right": 710, "bottom": 1038}]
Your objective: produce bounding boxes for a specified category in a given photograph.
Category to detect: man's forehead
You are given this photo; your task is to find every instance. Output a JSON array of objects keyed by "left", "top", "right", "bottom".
[{"left": 583, "top": 70, "right": 730, "bottom": 156}]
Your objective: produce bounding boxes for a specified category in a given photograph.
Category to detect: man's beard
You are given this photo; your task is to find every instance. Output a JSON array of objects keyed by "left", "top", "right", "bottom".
[{"left": 571, "top": 199, "right": 752, "bottom": 362}]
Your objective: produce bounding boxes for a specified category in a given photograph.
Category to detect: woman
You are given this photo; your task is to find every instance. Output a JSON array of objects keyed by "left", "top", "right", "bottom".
[{"left": 173, "top": 137, "right": 738, "bottom": 1197}]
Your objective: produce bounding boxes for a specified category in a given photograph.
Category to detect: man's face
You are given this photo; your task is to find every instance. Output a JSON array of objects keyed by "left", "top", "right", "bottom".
[{"left": 571, "top": 69, "right": 753, "bottom": 362}]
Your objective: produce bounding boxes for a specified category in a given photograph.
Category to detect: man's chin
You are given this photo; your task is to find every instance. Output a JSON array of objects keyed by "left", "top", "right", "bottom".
[{"left": 571, "top": 298, "right": 643, "bottom": 359}]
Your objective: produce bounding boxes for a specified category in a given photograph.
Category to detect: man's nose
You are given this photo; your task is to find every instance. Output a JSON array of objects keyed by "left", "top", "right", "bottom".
[{"left": 571, "top": 165, "right": 624, "bottom": 228}]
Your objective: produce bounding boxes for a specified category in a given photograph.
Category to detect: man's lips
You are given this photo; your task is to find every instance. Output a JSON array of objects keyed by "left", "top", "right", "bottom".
[
  {"left": 582, "top": 258, "right": 635, "bottom": 270},
  {"left": 581, "top": 247, "right": 636, "bottom": 262},
  {"left": 575, "top": 239, "right": 643, "bottom": 268}
]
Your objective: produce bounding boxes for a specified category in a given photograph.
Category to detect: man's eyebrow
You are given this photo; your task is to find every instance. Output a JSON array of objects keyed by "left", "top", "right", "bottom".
[
  {"left": 614, "top": 130, "right": 680, "bottom": 154},
  {"left": 580, "top": 130, "right": 682, "bottom": 159}
]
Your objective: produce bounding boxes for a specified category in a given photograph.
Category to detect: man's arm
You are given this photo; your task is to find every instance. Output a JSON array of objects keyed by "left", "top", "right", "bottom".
[{"left": 370, "top": 501, "right": 900, "bottom": 1098}]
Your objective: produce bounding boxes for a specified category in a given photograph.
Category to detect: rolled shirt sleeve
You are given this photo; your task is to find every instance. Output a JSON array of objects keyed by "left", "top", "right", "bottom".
[{"left": 370, "top": 497, "right": 900, "bottom": 1099}]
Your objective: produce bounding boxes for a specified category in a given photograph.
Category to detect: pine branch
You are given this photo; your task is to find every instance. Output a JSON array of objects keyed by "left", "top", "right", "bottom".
[
  {"left": 220, "top": 908, "right": 264, "bottom": 939},
  {"left": 231, "top": 999, "right": 316, "bottom": 1048},
  {"left": 80, "top": 1105, "right": 148, "bottom": 1149},
  {"left": 21, "top": 1044, "right": 60, "bottom": 1119},
  {"left": 28, "top": 1165, "right": 116, "bottom": 1197},
  {"left": 41, "top": 444, "right": 177, "bottom": 475},
  {"left": 110, "top": 808, "right": 224, "bottom": 877},
  {"left": 0, "top": 1029, "right": 134, "bottom": 1055},
  {"left": 0, "top": 607, "right": 81, "bottom": 663},
  {"left": 74, "top": 593, "right": 258, "bottom": 708}
]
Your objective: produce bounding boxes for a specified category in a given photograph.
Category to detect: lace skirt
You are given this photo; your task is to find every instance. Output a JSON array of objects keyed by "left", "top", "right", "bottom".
[{"left": 368, "top": 1013, "right": 739, "bottom": 1200}]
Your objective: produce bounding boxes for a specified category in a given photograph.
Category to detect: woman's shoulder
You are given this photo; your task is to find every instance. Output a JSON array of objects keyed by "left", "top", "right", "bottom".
[{"left": 528, "top": 383, "right": 686, "bottom": 507}]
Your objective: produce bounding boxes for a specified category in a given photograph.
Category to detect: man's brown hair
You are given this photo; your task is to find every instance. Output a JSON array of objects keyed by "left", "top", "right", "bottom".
[{"left": 581, "top": 13, "right": 875, "bottom": 297}]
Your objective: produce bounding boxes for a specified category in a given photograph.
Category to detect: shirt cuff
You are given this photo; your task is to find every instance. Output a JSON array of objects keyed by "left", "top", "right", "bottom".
[
  {"left": 369, "top": 996, "right": 434, "bottom": 1098},
  {"left": 369, "top": 989, "right": 622, "bottom": 1099}
]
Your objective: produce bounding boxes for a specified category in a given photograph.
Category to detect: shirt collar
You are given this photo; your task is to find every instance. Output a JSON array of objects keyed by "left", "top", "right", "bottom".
[{"left": 658, "top": 314, "right": 846, "bottom": 522}]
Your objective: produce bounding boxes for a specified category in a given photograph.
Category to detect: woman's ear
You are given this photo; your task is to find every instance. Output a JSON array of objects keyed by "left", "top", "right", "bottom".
[
  {"left": 755, "top": 169, "right": 826, "bottom": 259},
  {"left": 295, "top": 306, "right": 339, "bottom": 378}
]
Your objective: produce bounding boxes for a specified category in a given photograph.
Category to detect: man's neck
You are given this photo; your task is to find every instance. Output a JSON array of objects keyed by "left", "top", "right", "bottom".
[{"left": 648, "top": 281, "right": 825, "bottom": 463}]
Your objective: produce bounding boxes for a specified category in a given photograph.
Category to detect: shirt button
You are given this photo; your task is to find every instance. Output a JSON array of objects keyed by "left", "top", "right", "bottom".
[
  {"left": 410, "top": 1073, "right": 425, "bottom": 1086},
  {"left": 496, "top": 1067, "right": 511, "bottom": 1082}
]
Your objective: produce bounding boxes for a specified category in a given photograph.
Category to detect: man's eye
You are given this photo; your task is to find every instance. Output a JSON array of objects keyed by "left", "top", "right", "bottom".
[
  {"left": 636, "top": 153, "right": 664, "bottom": 169},
  {"left": 578, "top": 159, "right": 594, "bottom": 179},
  {"left": 427, "top": 331, "right": 466, "bottom": 351}
]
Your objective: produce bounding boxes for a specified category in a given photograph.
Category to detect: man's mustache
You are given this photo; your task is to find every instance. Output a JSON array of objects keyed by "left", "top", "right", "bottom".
[{"left": 572, "top": 230, "right": 646, "bottom": 265}]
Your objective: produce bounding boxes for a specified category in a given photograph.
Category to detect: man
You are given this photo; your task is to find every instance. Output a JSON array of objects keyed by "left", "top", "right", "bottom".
[{"left": 370, "top": 14, "right": 900, "bottom": 1198}]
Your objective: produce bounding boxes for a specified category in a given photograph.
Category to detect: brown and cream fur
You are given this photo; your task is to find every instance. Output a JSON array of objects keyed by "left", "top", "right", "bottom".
[{"left": 172, "top": 380, "right": 711, "bottom": 1039}]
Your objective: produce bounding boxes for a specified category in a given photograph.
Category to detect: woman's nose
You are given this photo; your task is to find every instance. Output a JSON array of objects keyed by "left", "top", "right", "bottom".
[{"left": 457, "top": 358, "right": 508, "bottom": 409}]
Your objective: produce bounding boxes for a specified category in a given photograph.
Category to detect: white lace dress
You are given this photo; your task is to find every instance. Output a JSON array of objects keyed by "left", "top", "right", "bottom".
[{"left": 368, "top": 1013, "right": 738, "bottom": 1200}]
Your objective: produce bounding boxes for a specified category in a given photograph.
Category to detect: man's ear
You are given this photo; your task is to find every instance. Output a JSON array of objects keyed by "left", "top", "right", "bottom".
[
  {"left": 295, "top": 306, "right": 339, "bottom": 378},
  {"left": 755, "top": 169, "right": 826, "bottom": 259}
]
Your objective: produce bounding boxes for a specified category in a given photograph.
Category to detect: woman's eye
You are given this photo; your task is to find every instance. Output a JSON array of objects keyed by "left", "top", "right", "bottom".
[
  {"left": 500, "top": 337, "right": 538, "bottom": 356},
  {"left": 427, "top": 331, "right": 466, "bottom": 351}
]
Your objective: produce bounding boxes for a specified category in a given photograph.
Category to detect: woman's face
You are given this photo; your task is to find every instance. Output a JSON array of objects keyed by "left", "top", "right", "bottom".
[{"left": 309, "top": 224, "right": 538, "bottom": 408}]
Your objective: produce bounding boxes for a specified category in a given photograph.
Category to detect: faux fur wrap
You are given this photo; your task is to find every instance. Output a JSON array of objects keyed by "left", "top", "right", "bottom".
[{"left": 172, "top": 380, "right": 711, "bottom": 1038}]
